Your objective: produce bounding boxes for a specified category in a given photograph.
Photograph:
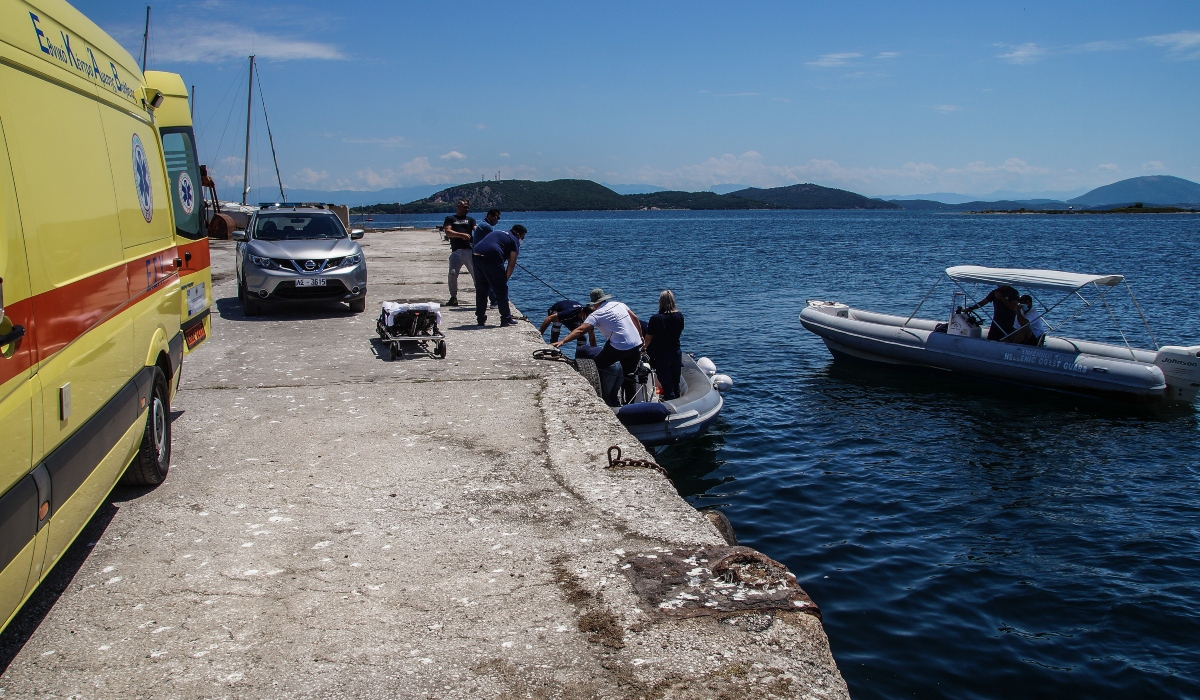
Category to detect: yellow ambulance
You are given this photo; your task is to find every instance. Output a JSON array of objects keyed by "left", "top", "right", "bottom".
[{"left": 0, "top": 0, "right": 210, "bottom": 631}]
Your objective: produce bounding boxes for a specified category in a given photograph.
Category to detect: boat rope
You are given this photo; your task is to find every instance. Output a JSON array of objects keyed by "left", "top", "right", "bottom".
[
  {"left": 606, "top": 445, "right": 667, "bottom": 476},
  {"left": 256, "top": 70, "right": 286, "bottom": 203},
  {"left": 515, "top": 263, "right": 569, "bottom": 299},
  {"left": 532, "top": 347, "right": 577, "bottom": 368},
  {"left": 1123, "top": 281, "right": 1160, "bottom": 350}
]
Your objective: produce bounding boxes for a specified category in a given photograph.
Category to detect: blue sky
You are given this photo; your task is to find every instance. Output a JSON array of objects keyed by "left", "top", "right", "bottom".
[{"left": 80, "top": 0, "right": 1200, "bottom": 197}]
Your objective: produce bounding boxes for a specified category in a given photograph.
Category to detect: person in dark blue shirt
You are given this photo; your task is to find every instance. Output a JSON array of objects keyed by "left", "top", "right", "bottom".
[
  {"left": 472, "top": 224, "right": 526, "bottom": 326},
  {"left": 645, "top": 290, "right": 685, "bottom": 399},
  {"left": 539, "top": 299, "right": 597, "bottom": 345}
]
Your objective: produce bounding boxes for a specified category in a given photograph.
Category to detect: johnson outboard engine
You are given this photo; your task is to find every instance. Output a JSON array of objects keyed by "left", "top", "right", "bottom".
[{"left": 1154, "top": 345, "right": 1200, "bottom": 404}]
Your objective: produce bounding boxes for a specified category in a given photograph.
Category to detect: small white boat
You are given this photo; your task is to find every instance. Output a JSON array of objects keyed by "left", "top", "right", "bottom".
[
  {"left": 575, "top": 351, "right": 732, "bottom": 446},
  {"left": 800, "top": 266, "right": 1200, "bottom": 405}
]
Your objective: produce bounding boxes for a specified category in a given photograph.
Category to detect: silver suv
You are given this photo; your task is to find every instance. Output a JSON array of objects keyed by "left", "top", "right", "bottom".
[{"left": 234, "top": 205, "right": 368, "bottom": 315}]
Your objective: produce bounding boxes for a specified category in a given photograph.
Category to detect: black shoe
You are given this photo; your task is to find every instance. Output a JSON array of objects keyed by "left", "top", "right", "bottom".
[
  {"left": 500, "top": 319, "right": 518, "bottom": 327},
  {"left": 446, "top": 297, "right": 459, "bottom": 306},
  {"left": 477, "top": 318, "right": 487, "bottom": 326}
]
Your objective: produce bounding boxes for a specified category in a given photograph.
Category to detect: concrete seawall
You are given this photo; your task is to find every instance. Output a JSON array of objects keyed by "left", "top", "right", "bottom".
[{"left": 0, "top": 229, "right": 848, "bottom": 698}]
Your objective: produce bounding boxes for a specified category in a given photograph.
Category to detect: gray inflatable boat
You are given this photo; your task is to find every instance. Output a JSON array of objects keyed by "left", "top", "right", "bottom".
[{"left": 800, "top": 266, "right": 1200, "bottom": 405}]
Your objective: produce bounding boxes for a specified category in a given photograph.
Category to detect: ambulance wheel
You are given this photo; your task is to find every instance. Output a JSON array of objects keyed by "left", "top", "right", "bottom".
[
  {"left": 121, "top": 366, "right": 171, "bottom": 486},
  {"left": 349, "top": 297, "right": 366, "bottom": 313},
  {"left": 575, "top": 358, "right": 602, "bottom": 397},
  {"left": 435, "top": 341, "right": 447, "bottom": 359}
]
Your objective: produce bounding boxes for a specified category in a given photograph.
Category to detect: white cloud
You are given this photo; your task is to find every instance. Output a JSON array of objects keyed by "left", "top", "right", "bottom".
[
  {"left": 1098, "top": 163, "right": 1121, "bottom": 172},
  {"left": 440, "top": 151, "right": 467, "bottom": 160},
  {"left": 876, "top": 52, "right": 900, "bottom": 60},
  {"left": 997, "top": 43, "right": 1046, "bottom": 64},
  {"left": 476, "top": 123, "right": 488, "bottom": 130},
  {"left": 1143, "top": 31, "right": 1200, "bottom": 59},
  {"left": 806, "top": 52, "right": 861, "bottom": 67},
  {"left": 342, "top": 136, "right": 409, "bottom": 149},
  {"left": 932, "top": 104, "right": 960, "bottom": 113},
  {"left": 1142, "top": 160, "right": 1166, "bottom": 171},
  {"left": 153, "top": 22, "right": 344, "bottom": 62},
  {"left": 294, "top": 168, "right": 328, "bottom": 185},
  {"left": 624, "top": 152, "right": 1090, "bottom": 197},
  {"left": 498, "top": 152, "right": 510, "bottom": 158}
]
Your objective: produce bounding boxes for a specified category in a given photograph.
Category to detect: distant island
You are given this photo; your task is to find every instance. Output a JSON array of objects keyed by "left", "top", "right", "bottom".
[
  {"left": 315, "top": 173, "right": 1200, "bottom": 214},
  {"left": 357, "top": 180, "right": 901, "bottom": 213}
]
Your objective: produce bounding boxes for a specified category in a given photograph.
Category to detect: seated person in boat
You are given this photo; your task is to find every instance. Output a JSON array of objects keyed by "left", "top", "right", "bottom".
[
  {"left": 645, "top": 290, "right": 685, "bottom": 400},
  {"left": 962, "top": 285, "right": 1021, "bottom": 341},
  {"left": 539, "top": 299, "right": 597, "bottom": 345},
  {"left": 552, "top": 288, "right": 644, "bottom": 406},
  {"left": 1015, "top": 294, "right": 1048, "bottom": 346}
]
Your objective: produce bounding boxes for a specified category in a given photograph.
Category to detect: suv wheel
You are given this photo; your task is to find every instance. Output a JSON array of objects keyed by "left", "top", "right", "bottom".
[{"left": 349, "top": 297, "right": 366, "bottom": 313}]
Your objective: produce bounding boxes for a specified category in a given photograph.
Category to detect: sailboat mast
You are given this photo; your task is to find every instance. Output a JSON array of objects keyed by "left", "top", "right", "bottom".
[
  {"left": 140, "top": 6, "right": 150, "bottom": 73},
  {"left": 241, "top": 55, "right": 255, "bottom": 205}
]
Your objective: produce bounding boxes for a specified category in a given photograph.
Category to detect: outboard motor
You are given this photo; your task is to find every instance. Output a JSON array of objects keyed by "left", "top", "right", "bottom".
[{"left": 1154, "top": 345, "right": 1200, "bottom": 404}]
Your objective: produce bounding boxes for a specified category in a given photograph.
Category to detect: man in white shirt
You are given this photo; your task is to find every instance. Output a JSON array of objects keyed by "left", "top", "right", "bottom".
[{"left": 552, "top": 288, "right": 643, "bottom": 406}]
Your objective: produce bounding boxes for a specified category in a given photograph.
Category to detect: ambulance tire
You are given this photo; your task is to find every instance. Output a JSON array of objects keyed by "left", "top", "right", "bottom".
[
  {"left": 575, "top": 358, "right": 602, "bottom": 397},
  {"left": 349, "top": 297, "right": 366, "bottom": 313},
  {"left": 121, "top": 366, "right": 171, "bottom": 486}
]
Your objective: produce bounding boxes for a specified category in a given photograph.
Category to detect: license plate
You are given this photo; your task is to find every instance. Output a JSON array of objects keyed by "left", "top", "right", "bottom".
[
  {"left": 186, "top": 282, "right": 207, "bottom": 317},
  {"left": 295, "top": 278, "right": 327, "bottom": 287}
]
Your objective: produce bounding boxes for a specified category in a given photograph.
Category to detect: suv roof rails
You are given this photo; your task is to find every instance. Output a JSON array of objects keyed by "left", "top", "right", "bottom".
[{"left": 258, "top": 202, "right": 330, "bottom": 209}]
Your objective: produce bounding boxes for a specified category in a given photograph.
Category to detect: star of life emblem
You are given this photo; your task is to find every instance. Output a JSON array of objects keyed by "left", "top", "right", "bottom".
[
  {"left": 178, "top": 171, "right": 195, "bottom": 216},
  {"left": 132, "top": 134, "right": 154, "bottom": 223}
]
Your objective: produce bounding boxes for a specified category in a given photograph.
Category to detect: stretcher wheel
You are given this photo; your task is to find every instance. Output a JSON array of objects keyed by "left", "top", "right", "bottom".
[
  {"left": 435, "top": 340, "right": 447, "bottom": 359},
  {"left": 386, "top": 344, "right": 399, "bottom": 361}
]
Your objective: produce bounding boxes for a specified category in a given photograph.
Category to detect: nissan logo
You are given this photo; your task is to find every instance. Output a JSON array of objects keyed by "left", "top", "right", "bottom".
[{"left": 303, "top": 260, "right": 317, "bottom": 271}]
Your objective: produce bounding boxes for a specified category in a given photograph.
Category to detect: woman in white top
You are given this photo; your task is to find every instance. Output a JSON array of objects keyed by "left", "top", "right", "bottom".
[{"left": 552, "top": 287, "right": 643, "bottom": 405}]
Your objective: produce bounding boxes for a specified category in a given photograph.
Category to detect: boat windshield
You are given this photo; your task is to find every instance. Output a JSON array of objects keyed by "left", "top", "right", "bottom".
[{"left": 253, "top": 213, "right": 346, "bottom": 241}]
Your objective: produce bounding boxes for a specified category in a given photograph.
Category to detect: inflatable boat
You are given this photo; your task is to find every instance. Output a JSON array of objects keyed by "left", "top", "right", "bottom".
[
  {"left": 800, "top": 266, "right": 1200, "bottom": 405},
  {"left": 575, "top": 349, "right": 732, "bottom": 446}
]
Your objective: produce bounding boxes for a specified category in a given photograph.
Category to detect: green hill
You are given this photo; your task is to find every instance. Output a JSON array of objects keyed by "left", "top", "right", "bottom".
[
  {"left": 1069, "top": 175, "right": 1200, "bottom": 206},
  {"left": 369, "top": 178, "right": 901, "bottom": 213},
  {"left": 729, "top": 183, "right": 901, "bottom": 210}
]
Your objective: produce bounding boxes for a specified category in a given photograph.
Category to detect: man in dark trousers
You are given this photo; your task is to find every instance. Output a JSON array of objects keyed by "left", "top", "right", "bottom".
[
  {"left": 539, "top": 299, "right": 597, "bottom": 346},
  {"left": 473, "top": 224, "right": 527, "bottom": 326},
  {"left": 443, "top": 198, "right": 475, "bottom": 306}
]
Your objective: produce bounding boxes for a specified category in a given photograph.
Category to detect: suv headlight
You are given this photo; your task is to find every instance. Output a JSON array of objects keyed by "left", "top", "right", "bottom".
[
  {"left": 249, "top": 254, "right": 276, "bottom": 269},
  {"left": 341, "top": 253, "right": 362, "bottom": 267}
]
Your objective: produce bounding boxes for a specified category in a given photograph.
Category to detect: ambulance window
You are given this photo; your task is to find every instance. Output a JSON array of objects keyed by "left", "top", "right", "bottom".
[{"left": 161, "top": 128, "right": 204, "bottom": 239}]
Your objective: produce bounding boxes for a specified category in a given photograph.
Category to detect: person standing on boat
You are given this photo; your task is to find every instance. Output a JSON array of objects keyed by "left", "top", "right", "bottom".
[
  {"left": 443, "top": 199, "right": 475, "bottom": 306},
  {"left": 540, "top": 299, "right": 596, "bottom": 346},
  {"left": 552, "top": 288, "right": 644, "bottom": 406},
  {"left": 1016, "top": 294, "right": 1048, "bottom": 346},
  {"left": 472, "top": 224, "right": 527, "bottom": 327},
  {"left": 645, "top": 290, "right": 685, "bottom": 400},
  {"left": 962, "top": 285, "right": 1021, "bottom": 341}
]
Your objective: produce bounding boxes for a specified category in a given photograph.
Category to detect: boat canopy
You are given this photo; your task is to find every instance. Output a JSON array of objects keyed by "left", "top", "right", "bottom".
[{"left": 945, "top": 266, "right": 1124, "bottom": 292}]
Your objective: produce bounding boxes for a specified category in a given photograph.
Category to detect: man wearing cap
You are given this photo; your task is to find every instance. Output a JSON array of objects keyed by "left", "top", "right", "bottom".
[
  {"left": 552, "top": 289, "right": 644, "bottom": 406},
  {"left": 443, "top": 199, "right": 475, "bottom": 306}
]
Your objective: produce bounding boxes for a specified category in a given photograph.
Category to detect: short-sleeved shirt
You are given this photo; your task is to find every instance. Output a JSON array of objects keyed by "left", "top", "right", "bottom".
[
  {"left": 983, "top": 286, "right": 1018, "bottom": 334},
  {"left": 1025, "top": 310, "right": 1047, "bottom": 337},
  {"left": 584, "top": 301, "right": 641, "bottom": 351},
  {"left": 473, "top": 229, "right": 520, "bottom": 263},
  {"left": 472, "top": 221, "right": 494, "bottom": 246},
  {"left": 647, "top": 311, "right": 684, "bottom": 357},
  {"left": 443, "top": 214, "right": 475, "bottom": 251},
  {"left": 549, "top": 299, "right": 587, "bottom": 330}
]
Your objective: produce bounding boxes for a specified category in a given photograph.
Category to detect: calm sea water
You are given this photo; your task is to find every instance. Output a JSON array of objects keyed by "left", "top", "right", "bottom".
[{"left": 394, "top": 210, "right": 1200, "bottom": 699}]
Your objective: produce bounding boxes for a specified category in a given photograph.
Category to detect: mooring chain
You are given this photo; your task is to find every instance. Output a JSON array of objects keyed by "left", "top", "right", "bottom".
[
  {"left": 532, "top": 348, "right": 578, "bottom": 368},
  {"left": 606, "top": 445, "right": 668, "bottom": 476}
]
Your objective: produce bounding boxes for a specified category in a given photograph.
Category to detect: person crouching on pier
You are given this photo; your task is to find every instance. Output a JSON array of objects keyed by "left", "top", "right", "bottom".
[
  {"left": 553, "top": 288, "right": 644, "bottom": 406},
  {"left": 540, "top": 299, "right": 597, "bottom": 346},
  {"left": 473, "top": 224, "right": 527, "bottom": 327}
]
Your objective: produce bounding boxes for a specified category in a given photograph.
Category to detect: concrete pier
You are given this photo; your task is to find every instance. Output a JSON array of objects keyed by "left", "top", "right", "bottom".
[{"left": 0, "top": 229, "right": 848, "bottom": 698}]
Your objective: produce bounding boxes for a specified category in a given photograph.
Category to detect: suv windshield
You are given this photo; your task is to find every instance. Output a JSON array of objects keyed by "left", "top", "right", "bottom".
[{"left": 253, "top": 213, "right": 346, "bottom": 241}]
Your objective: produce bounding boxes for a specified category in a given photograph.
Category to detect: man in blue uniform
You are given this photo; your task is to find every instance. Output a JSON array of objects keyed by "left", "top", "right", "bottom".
[
  {"left": 539, "top": 299, "right": 597, "bottom": 345},
  {"left": 472, "top": 224, "right": 527, "bottom": 327}
]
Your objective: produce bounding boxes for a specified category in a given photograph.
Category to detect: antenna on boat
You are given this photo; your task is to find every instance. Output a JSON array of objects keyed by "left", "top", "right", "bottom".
[
  {"left": 255, "top": 69, "right": 286, "bottom": 203},
  {"left": 241, "top": 55, "right": 255, "bottom": 205},
  {"left": 140, "top": 6, "right": 150, "bottom": 73}
]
